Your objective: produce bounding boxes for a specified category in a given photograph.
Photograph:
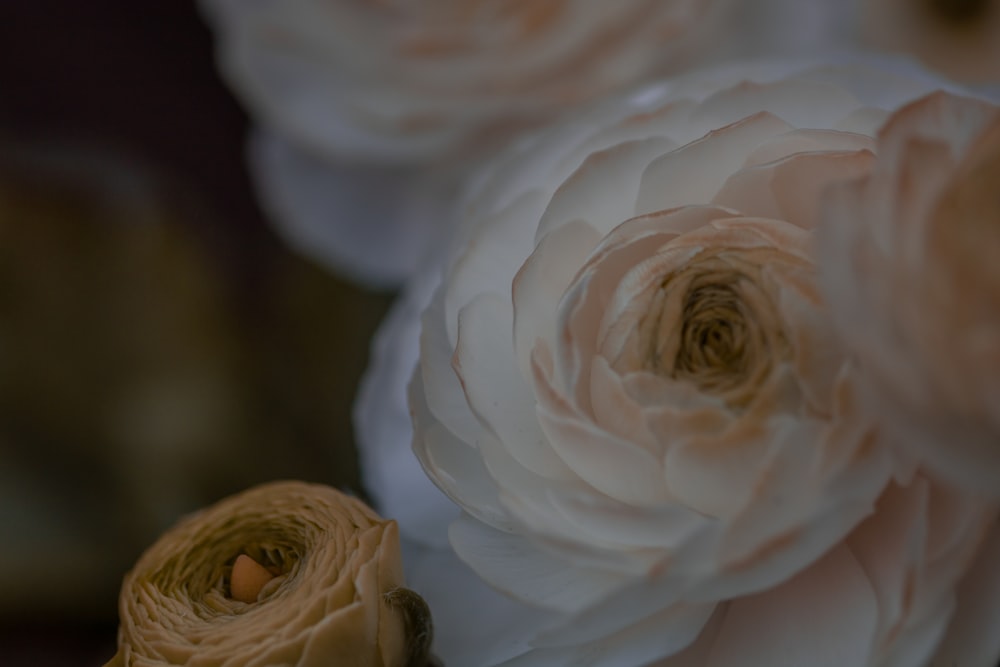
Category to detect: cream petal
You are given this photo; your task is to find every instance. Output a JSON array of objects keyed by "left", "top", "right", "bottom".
[
  {"left": 467, "top": 121, "right": 599, "bottom": 223},
  {"left": 741, "top": 128, "right": 875, "bottom": 166},
  {"left": 712, "top": 150, "right": 875, "bottom": 231},
  {"left": 415, "top": 420, "right": 512, "bottom": 531},
  {"left": 410, "top": 374, "right": 512, "bottom": 533},
  {"left": 502, "top": 491, "right": 666, "bottom": 577},
  {"left": 875, "top": 92, "right": 998, "bottom": 174},
  {"left": 661, "top": 417, "right": 776, "bottom": 519},
  {"left": 444, "top": 190, "right": 547, "bottom": 341},
  {"left": 536, "top": 136, "right": 675, "bottom": 239},
  {"left": 776, "top": 277, "right": 844, "bottom": 414},
  {"left": 930, "top": 523, "right": 1000, "bottom": 667},
  {"left": 832, "top": 106, "right": 891, "bottom": 136},
  {"left": 455, "top": 293, "right": 574, "bottom": 479},
  {"left": 695, "top": 77, "right": 863, "bottom": 131},
  {"left": 553, "top": 100, "right": 691, "bottom": 175},
  {"left": 547, "top": 488, "right": 710, "bottom": 551},
  {"left": 520, "top": 600, "right": 715, "bottom": 667},
  {"left": 634, "top": 112, "right": 795, "bottom": 216},
  {"left": 846, "top": 480, "right": 930, "bottom": 649},
  {"left": 512, "top": 220, "right": 603, "bottom": 382},
  {"left": 588, "top": 356, "right": 661, "bottom": 455},
  {"left": 449, "top": 514, "right": 628, "bottom": 615},
  {"left": 704, "top": 545, "right": 878, "bottom": 667},
  {"left": 419, "top": 286, "right": 487, "bottom": 446},
  {"left": 533, "top": 351, "right": 672, "bottom": 506}
]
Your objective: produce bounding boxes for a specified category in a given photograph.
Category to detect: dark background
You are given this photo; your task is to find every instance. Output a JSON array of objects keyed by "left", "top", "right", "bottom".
[{"left": 0, "top": 2, "right": 391, "bottom": 664}]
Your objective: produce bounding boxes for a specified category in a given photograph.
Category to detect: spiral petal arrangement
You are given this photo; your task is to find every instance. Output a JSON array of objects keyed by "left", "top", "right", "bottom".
[{"left": 105, "top": 480, "right": 434, "bottom": 667}]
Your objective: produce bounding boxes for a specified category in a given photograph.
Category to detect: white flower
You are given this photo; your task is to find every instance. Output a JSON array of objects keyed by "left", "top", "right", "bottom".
[
  {"left": 407, "top": 56, "right": 999, "bottom": 666},
  {"left": 820, "top": 91, "right": 1000, "bottom": 495},
  {"left": 200, "top": 0, "right": 730, "bottom": 163}
]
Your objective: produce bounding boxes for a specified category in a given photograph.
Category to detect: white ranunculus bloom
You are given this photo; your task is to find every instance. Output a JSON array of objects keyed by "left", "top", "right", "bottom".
[
  {"left": 820, "top": 91, "right": 1000, "bottom": 496},
  {"left": 401, "top": 57, "right": 1000, "bottom": 666},
  {"left": 200, "top": 0, "right": 730, "bottom": 163}
]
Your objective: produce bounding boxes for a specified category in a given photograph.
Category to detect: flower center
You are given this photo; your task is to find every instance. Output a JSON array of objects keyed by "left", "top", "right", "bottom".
[
  {"left": 674, "top": 281, "right": 749, "bottom": 380},
  {"left": 631, "top": 260, "right": 782, "bottom": 408},
  {"left": 229, "top": 554, "right": 276, "bottom": 603}
]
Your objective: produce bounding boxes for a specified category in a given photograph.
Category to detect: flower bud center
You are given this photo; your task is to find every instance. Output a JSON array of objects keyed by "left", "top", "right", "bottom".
[{"left": 229, "top": 554, "right": 275, "bottom": 603}]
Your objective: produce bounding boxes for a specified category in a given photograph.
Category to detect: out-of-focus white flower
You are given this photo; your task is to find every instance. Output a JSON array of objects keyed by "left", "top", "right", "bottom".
[
  {"left": 403, "top": 57, "right": 999, "bottom": 665},
  {"left": 861, "top": 0, "right": 1000, "bottom": 84},
  {"left": 199, "top": 0, "right": 734, "bottom": 287},
  {"left": 201, "top": 0, "right": 730, "bottom": 163},
  {"left": 820, "top": 91, "right": 1000, "bottom": 496}
]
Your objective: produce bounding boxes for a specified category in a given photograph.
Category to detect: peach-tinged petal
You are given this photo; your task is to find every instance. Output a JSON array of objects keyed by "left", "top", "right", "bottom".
[
  {"left": 741, "top": 128, "right": 875, "bottom": 166},
  {"left": 536, "top": 137, "right": 675, "bottom": 239},
  {"left": 533, "top": 351, "right": 672, "bottom": 506},
  {"left": 712, "top": 150, "right": 875, "bottom": 231},
  {"left": 703, "top": 544, "right": 878, "bottom": 667},
  {"left": 634, "top": 112, "right": 795, "bottom": 216},
  {"left": 696, "top": 78, "right": 865, "bottom": 132},
  {"left": 930, "top": 524, "right": 1000, "bottom": 667},
  {"left": 513, "top": 220, "right": 603, "bottom": 381}
]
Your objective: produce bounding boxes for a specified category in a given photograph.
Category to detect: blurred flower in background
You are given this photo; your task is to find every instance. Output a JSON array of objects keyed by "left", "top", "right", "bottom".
[
  {"left": 820, "top": 91, "right": 1000, "bottom": 495},
  {"left": 199, "top": 0, "right": 735, "bottom": 287}
]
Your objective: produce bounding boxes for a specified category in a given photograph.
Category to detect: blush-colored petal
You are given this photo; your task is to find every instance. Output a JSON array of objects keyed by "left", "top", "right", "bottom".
[
  {"left": 635, "top": 112, "right": 795, "bottom": 216},
  {"left": 513, "top": 220, "right": 603, "bottom": 381},
  {"left": 705, "top": 544, "right": 878, "bottom": 667}
]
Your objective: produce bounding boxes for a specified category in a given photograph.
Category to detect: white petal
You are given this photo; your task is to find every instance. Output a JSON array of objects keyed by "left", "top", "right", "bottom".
[
  {"left": 419, "top": 286, "right": 483, "bottom": 446},
  {"left": 455, "top": 293, "right": 574, "bottom": 479},
  {"left": 401, "top": 538, "right": 561, "bottom": 667},
  {"left": 634, "top": 112, "right": 795, "bottom": 216},
  {"left": 410, "top": 375, "right": 511, "bottom": 533},
  {"left": 512, "top": 220, "right": 602, "bottom": 383},
  {"left": 705, "top": 545, "right": 878, "bottom": 667},
  {"left": 930, "top": 523, "right": 1000, "bottom": 667},
  {"left": 444, "top": 191, "right": 544, "bottom": 342},
  {"left": 355, "top": 254, "right": 450, "bottom": 545},
  {"left": 248, "top": 129, "right": 456, "bottom": 287},
  {"left": 449, "top": 514, "right": 628, "bottom": 614},
  {"left": 536, "top": 137, "right": 675, "bottom": 239},
  {"left": 533, "top": 351, "right": 672, "bottom": 506}
]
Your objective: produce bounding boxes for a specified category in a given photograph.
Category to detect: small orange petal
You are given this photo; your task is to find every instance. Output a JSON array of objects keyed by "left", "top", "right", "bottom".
[{"left": 230, "top": 554, "right": 275, "bottom": 603}]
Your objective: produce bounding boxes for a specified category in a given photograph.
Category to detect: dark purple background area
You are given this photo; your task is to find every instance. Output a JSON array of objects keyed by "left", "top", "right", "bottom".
[
  {"left": 0, "top": 0, "right": 280, "bottom": 300},
  {"left": 0, "top": 2, "right": 385, "bottom": 664}
]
